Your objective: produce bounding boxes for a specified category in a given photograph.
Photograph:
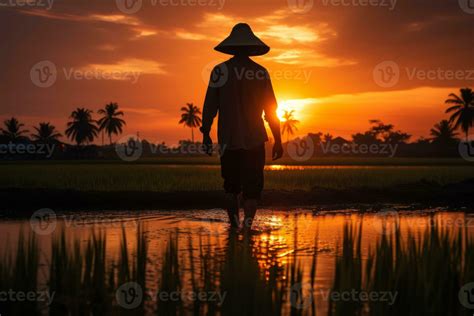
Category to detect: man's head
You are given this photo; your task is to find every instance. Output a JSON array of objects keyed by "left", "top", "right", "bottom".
[{"left": 214, "top": 23, "right": 270, "bottom": 56}]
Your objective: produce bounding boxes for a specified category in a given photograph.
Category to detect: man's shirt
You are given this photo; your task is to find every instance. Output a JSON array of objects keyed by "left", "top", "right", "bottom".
[{"left": 201, "top": 56, "right": 279, "bottom": 150}]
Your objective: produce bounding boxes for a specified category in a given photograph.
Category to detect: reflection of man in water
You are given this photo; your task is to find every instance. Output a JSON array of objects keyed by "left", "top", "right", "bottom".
[{"left": 200, "top": 23, "right": 283, "bottom": 231}]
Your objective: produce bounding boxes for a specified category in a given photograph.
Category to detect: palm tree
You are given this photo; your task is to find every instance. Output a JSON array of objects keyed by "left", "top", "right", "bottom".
[
  {"left": 179, "top": 103, "right": 202, "bottom": 143},
  {"left": 0, "top": 117, "right": 29, "bottom": 142},
  {"left": 65, "top": 108, "right": 98, "bottom": 146},
  {"left": 430, "top": 120, "right": 458, "bottom": 145},
  {"left": 445, "top": 88, "right": 474, "bottom": 140},
  {"left": 97, "top": 102, "right": 126, "bottom": 145},
  {"left": 281, "top": 110, "right": 299, "bottom": 142},
  {"left": 31, "top": 122, "right": 62, "bottom": 143}
]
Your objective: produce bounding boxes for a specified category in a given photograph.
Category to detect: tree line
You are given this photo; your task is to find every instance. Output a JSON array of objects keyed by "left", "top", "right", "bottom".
[
  {"left": 1, "top": 87, "right": 473, "bottom": 150},
  {"left": 0, "top": 103, "right": 125, "bottom": 146}
]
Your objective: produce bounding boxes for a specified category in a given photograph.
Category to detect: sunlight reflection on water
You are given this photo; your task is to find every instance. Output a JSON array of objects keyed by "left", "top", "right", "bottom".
[{"left": 0, "top": 208, "right": 473, "bottom": 314}]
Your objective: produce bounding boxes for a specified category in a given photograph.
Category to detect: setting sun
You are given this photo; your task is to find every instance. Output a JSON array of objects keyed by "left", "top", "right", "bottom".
[{"left": 276, "top": 98, "right": 319, "bottom": 121}]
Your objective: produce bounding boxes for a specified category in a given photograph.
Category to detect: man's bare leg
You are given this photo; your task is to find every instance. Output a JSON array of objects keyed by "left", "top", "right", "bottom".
[
  {"left": 225, "top": 193, "right": 240, "bottom": 228},
  {"left": 243, "top": 199, "right": 257, "bottom": 233}
]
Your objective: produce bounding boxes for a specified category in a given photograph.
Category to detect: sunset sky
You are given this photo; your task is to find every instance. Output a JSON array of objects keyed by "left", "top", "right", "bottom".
[{"left": 1, "top": 0, "right": 474, "bottom": 145}]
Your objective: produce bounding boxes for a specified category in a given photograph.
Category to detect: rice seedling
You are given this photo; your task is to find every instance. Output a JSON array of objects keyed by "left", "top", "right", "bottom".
[
  {"left": 0, "top": 229, "right": 39, "bottom": 315},
  {"left": 329, "top": 218, "right": 474, "bottom": 316},
  {"left": 0, "top": 216, "right": 472, "bottom": 315}
]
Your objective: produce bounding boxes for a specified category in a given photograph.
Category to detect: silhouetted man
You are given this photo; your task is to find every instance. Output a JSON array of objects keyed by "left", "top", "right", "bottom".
[{"left": 200, "top": 23, "right": 283, "bottom": 232}]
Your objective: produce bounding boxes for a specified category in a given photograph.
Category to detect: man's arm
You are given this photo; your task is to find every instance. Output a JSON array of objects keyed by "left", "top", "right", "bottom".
[
  {"left": 200, "top": 68, "right": 219, "bottom": 155},
  {"left": 263, "top": 73, "right": 283, "bottom": 160}
]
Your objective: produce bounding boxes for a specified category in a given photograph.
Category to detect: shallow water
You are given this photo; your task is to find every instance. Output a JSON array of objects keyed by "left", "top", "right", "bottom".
[{"left": 1, "top": 208, "right": 474, "bottom": 314}]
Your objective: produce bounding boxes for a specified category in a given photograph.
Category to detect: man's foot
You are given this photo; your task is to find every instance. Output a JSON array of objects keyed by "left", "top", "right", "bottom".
[
  {"left": 243, "top": 199, "right": 257, "bottom": 232},
  {"left": 225, "top": 193, "right": 240, "bottom": 228}
]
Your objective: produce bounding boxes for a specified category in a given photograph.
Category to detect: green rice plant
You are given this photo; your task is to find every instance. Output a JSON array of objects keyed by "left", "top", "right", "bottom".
[
  {"left": 330, "top": 218, "right": 474, "bottom": 316},
  {"left": 49, "top": 228, "right": 113, "bottom": 315},
  {"left": 0, "top": 228, "right": 39, "bottom": 315},
  {"left": 157, "top": 231, "right": 183, "bottom": 316},
  {"left": 328, "top": 220, "right": 364, "bottom": 316}
]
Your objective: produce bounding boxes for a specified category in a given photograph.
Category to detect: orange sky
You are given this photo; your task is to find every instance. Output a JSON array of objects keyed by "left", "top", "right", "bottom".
[{"left": 1, "top": 1, "right": 474, "bottom": 144}]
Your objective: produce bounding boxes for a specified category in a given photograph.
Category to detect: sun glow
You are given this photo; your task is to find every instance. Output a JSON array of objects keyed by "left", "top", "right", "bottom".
[{"left": 276, "top": 98, "right": 319, "bottom": 121}]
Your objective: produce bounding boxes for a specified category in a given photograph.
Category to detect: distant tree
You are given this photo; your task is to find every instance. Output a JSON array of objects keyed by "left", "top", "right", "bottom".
[
  {"left": 0, "top": 117, "right": 29, "bottom": 142},
  {"left": 364, "top": 120, "right": 411, "bottom": 144},
  {"left": 308, "top": 132, "right": 323, "bottom": 145},
  {"left": 323, "top": 133, "right": 333, "bottom": 143},
  {"left": 445, "top": 88, "right": 474, "bottom": 140},
  {"left": 65, "top": 108, "right": 98, "bottom": 146},
  {"left": 281, "top": 110, "right": 299, "bottom": 142},
  {"left": 352, "top": 131, "right": 379, "bottom": 145},
  {"left": 31, "top": 122, "right": 62, "bottom": 143},
  {"left": 430, "top": 119, "right": 458, "bottom": 145},
  {"left": 98, "top": 102, "right": 126, "bottom": 145},
  {"left": 179, "top": 103, "right": 202, "bottom": 143}
]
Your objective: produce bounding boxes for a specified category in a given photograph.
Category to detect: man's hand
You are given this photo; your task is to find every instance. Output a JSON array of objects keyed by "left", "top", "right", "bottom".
[
  {"left": 203, "top": 133, "right": 213, "bottom": 156},
  {"left": 272, "top": 141, "right": 283, "bottom": 161}
]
